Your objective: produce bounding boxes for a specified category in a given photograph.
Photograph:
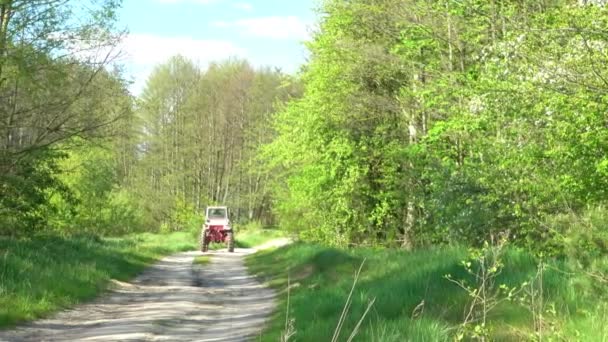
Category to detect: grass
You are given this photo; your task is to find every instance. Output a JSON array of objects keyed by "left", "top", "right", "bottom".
[
  {"left": 193, "top": 255, "right": 212, "bottom": 265},
  {"left": 0, "top": 231, "right": 197, "bottom": 328},
  {"left": 246, "top": 243, "right": 608, "bottom": 341},
  {"left": 235, "top": 227, "right": 286, "bottom": 248}
]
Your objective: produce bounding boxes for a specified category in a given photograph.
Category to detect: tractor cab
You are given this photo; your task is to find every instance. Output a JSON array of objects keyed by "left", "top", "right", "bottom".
[{"left": 206, "top": 207, "right": 229, "bottom": 225}]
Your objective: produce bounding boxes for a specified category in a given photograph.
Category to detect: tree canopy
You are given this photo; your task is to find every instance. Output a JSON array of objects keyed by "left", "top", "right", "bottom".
[
  {"left": 264, "top": 0, "right": 608, "bottom": 252},
  {"left": 2, "top": 0, "right": 607, "bottom": 259}
]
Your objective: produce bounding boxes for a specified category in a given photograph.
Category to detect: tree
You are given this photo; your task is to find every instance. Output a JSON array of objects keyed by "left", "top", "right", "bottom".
[
  {"left": 0, "top": 0, "right": 125, "bottom": 234},
  {"left": 130, "top": 57, "right": 299, "bottom": 231},
  {"left": 265, "top": 0, "right": 608, "bottom": 251}
]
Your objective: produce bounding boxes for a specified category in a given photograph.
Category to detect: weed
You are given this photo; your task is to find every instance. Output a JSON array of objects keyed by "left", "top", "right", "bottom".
[
  {"left": 193, "top": 255, "right": 212, "bottom": 265},
  {"left": 246, "top": 241, "right": 605, "bottom": 341},
  {"left": 446, "top": 235, "right": 514, "bottom": 341}
]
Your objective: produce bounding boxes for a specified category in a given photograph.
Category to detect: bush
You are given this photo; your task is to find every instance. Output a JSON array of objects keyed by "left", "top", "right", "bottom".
[
  {"left": 546, "top": 206, "right": 608, "bottom": 264},
  {"left": 239, "top": 220, "right": 264, "bottom": 232},
  {"left": 0, "top": 149, "right": 70, "bottom": 235},
  {"left": 39, "top": 141, "right": 154, "bottom": 236},
  {"left": 169, "top": 197, "right": 204, "bottom": 233},
  {"left": 544, "top": 206, "right": 608, "bottom": 301}
]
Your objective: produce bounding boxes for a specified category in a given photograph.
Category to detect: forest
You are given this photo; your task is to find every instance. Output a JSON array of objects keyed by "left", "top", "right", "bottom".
[
  {"left": 2, "top": 0, "right": 608, "bottom": 255},
  {"left": 0, "top": 0, "right": 300, "bottom": 236},
  {"left": 268, "top": 0, "right": 608, "bottom": 255}
]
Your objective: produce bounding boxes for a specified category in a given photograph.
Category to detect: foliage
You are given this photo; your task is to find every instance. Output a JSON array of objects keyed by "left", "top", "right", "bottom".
[
  {"left": 131, "top": 57, "right": 301, "bottom": 231},
  {"left": 545, "top": 205, "right": 608, "bottom": 302},
  {"left": 239, "top": 220, "right": 265, "bottom": 232},
  {"left": 0, "top": 0, "right": 129, "bottom": 236},
  {"left": 265, "top": 0, "right": 608, "bottom": 250},
  {"left": 46, "top": 140, "right": 146, "bottom": 235},
  {"left": 547, "top": 206, "right": 608, "bottom": 263},
  {"left": 0, "top": 149, "right": 71, "bottom": 234},
  {"left": 445, "top": 237, "right": 514, "bottom": 340}
]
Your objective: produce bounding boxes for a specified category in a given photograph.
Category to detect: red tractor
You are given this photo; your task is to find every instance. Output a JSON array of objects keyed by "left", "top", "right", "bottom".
[{"left": 200, "top": 206, "right": 235, "bottom": 253}]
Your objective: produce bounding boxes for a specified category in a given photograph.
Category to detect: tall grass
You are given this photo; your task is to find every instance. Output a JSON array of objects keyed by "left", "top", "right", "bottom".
[
  {"left": 246, "top": 243, "right": 607, "bottom": 341},
  {"left": 236, "top": 228, "right": 286, "bottom": 248},
  {"left": 0, "top": 232, "right": 196, "bottom": 328}
]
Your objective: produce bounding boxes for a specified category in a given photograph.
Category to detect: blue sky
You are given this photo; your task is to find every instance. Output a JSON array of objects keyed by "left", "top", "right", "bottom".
[{"left": 116, "top": 0, "right": 318, "bottom": 94}]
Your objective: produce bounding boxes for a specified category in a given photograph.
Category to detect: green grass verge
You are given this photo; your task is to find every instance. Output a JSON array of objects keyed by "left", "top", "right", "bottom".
[
  {"left": 193, "top": 255, "right": 212, "bottom": 265},
  {"left": 246, "top": 243, "right": 607, "bottom": 341},
  {"left": 235, "top": 228, "right": 285, "bottom": 248},
  {"left": 0, "top": 231, "right": 196, "bottom": 328}
]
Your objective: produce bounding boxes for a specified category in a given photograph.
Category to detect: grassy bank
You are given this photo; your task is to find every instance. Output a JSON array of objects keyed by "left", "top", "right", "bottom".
[
  {"left": 247, "top": 243, "right": 607, "bottom": 341},
  {"left": 236, "top": 228, "right": 286, "bottom": 248},
  {"left": 0, "top": 232, "right": 196, "bottom": 328}
]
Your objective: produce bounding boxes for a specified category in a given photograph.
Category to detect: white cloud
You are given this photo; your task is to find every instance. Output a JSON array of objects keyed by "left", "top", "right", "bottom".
[
  {"left": 212, "top": 16, "right": 310, "bottom": 40},
  {"left": 232, "top": 2, "right": 253, "bottom": 11},
  {"left": 116, "top": 34, "right": 248, "bottom": 94},
  {"left": 121, "top": 34, "right": 245, "bottom": 65}
]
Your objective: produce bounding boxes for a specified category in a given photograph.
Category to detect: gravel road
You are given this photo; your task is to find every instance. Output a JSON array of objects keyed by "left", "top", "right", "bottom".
[{"left": 0, "top": 240, "right": 289, "bottom": 342}]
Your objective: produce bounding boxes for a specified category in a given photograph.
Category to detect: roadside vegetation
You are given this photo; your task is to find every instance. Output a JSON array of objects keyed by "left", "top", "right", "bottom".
[
  {"left": 247, "top": 240, "right": 608, "bottom": 341},
  {"left": 0, "top": 232, "right": 196, "bottom": 328},
  {"left": 0, "top": 224, "right": 282, "bottom": 329},
  {"left": 236, "top": 222, "right": 287, "bottom": 248},
  {"left": 193, "top": 255, "right": 212, "bottom": 266},
  {"left": 245, "top": 1, "right": 608, "bottom": 339}
]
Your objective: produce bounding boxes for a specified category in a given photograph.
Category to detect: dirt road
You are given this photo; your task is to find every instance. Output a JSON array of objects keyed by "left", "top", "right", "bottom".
[{"left": 0, "top": 241, "right": 289, "bottom": 342}]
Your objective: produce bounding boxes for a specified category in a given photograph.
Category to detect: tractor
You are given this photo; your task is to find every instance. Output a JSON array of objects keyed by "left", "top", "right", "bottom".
[{"left": 200, "top": 206, "right": 235, "bottom": 253}]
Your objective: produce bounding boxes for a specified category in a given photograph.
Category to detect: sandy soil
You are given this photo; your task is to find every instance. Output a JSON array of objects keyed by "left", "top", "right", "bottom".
[{"left": 0, "top": 241, "right": 290, "bottom": 342}]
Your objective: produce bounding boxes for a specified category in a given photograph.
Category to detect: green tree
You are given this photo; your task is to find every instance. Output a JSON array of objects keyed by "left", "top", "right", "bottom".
[
  {"left": 265, "top": 0, "right": 608, "bottom": 251},
  {"left": 131, "top": 57, "right": 299, "bottom": 231},
  {"left": 0, "top": 0, "right": 125, "bottom": 234}
]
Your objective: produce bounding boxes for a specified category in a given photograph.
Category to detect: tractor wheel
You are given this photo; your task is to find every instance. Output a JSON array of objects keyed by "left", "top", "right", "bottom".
[
  {"left": 201, "top": 231, "right": 209, "bottom": 252},
  {"left": 226, "top": 231, "right": 235, "bottom": 253}
]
